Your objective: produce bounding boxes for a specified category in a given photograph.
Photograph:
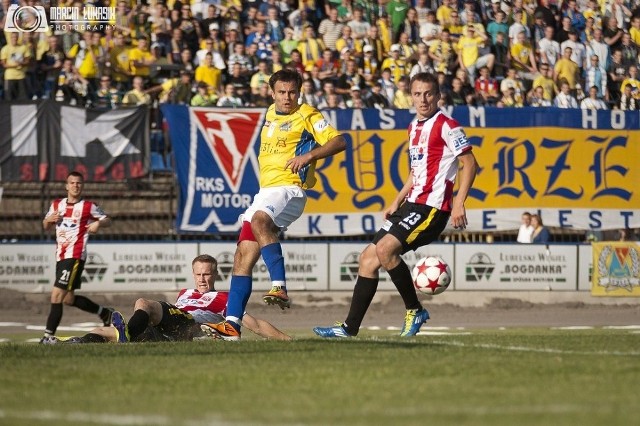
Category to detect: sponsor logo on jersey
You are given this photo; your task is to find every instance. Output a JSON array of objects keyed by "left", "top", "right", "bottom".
[
  {"left": 448, "top": 127, "right": 469, "bottom": 150},
  {"left": 313, "top": 119, "right": 329, "bottom": 132}
]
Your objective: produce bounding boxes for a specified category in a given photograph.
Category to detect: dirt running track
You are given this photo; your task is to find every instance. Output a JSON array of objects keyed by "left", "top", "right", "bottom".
[{"left": 1, "top": 288, "right": 639, "bottom": 338}]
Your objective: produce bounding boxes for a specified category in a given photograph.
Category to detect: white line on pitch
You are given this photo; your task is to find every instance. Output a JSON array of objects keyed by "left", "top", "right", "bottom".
[{"left": 431, "top": 340, "right": 640, "bottom": 356}]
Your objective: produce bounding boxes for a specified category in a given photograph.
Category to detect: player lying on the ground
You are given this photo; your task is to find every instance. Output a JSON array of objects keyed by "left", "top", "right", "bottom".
[{"left": 41, "top": 254, "right": 291, "bottom": 343}]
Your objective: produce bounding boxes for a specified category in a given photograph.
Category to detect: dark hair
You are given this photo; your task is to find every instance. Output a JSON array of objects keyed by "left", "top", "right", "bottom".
[
  {"left": 67, "top": 171, "right": 84, "bottom": 181},
  {"left": 409, "top": 72, "right": 440, "bottom": 93},
  {"left": 269, "top": 69, "right": 303, "bottom": 91}
]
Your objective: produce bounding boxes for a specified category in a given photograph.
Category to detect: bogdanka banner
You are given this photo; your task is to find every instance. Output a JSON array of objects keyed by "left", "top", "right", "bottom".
[{"left": 161, "top": 106, "right": 640, "bottom": 236}]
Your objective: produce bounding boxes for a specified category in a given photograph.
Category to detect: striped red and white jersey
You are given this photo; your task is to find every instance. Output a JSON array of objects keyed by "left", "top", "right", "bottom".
[
  {"left": 174, "top": 289, "right": 228, "bottom": 324},
  {"left": 45, "top": 198, "right": 108, "bottom": 261},
  {"left": 405, "top": 111, "right": 472, "bottom": 211}
]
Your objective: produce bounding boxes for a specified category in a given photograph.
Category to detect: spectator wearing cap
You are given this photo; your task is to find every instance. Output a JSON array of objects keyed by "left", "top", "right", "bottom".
[
  {"left": 560, "top": 29, "right": 587, "bottom": 72},
  {"left": 298, "top": 25, "right": 326, "bottom": 71},
  {"left": 360, "top": 44, "right": 381, "bottom": 85},
  {"left": 151, "top": 42, "right": 170, "bottom": 67},
  {"left": 191, "top": 81, "right": 218, "bottom": 106},
  {"left": 361, "top": 26, "right": 385, "bottom": 64},
  {"left": 201, "top": 23, "right": 226, "bottom": 56},
  {"left": 531, "top": 12, "right": 547, "bottom": 48},
  {"left": 195, "top": 52, "right": 223, "bottom": 96},
  {"left": 347, "top": 85, "right": 366, "bottom": 108},
  {"left": 280, "top": 27, "right": 299, "bottom": 64},
  {"left": 319, "top": 7, "right": 345, "bottom": 52},
  {"left": 457, "top": 25, "right": 495, "bottom": 83},
  {"left": 419, "top": 10, "right": 441, "bottom": 48},
  {"left": 381, "top": 44, "right": 407, "bottom": 84},
  {"left": 348, "top": 7, "right": 371, "bottom": 41}
]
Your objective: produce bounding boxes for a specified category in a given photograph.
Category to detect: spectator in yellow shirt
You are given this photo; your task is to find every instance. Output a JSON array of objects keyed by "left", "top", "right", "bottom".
[
  {"left": 67, "top": 31, "right": 100, "bottom": 89},
  {"left": 456, "top": 26, "right": 494, "bottom": 83},
  {"left": 0, "top": 32, "right": 31, "bottom": 101},
  {"left": 554, "top": 46, "right": 579, "bottom": 89},
  {"left": 381, "top": 44, "right": 407, "bottom": 84},
  {"left": 195, "top": 52, "right": 222, "bottom": 96},
  {"left": 128, "top": 36, "right": 155, "bottom": 78}
]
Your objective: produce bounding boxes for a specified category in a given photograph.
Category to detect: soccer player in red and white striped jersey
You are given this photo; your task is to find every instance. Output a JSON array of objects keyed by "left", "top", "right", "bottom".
[
  {"left": 314, "top": 72, "right": 479, "bottom": 339},
  {"left": 41, "top": 172, "right": 113, "bottom": 343}
]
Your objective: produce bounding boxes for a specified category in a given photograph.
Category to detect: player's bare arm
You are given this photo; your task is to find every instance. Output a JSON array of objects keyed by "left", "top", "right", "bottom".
[
  {"left": 450, "top": 151, "right": 479, "bottom": 229},
  {"left": 87, "top": 217, "right": 112, "bottom": 234},
  {"left": 384, "top": 174, "right": 413, "bottom": 219},
  {"left": 285, "top": 135, "right": 347, "bottom": 174},
  {"left": 42, "top": 213, "right": 62, "bottom": 231}
]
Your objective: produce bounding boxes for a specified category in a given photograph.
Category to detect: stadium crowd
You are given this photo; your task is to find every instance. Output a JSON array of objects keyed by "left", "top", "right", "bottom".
[{"left": 1, "top": 0, "right": 640, "bottom": 110}]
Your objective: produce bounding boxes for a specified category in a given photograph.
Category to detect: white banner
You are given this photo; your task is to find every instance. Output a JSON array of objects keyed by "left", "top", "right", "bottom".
[
  {"left": 200, "top": 242, "right": 329, "bottom": 291},
  {"left": 454, "top": 244, "right": 578, "bottom": 290},
  {"left": 328, "top": 243, "right": 455, "bottom": 290},
  {"left": 0, "top": 244, "right": 53, "bottom": 292}
]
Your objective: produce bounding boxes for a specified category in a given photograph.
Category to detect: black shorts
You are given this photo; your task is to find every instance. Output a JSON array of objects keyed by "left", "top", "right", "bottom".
[
  {"left": 54, "top": 259, "right": 85, "bottom": 291},
  {"left": 372, "top": 202, "right": 450, "bottom": 254},
  {"left": 135, "top": 301, "right": 197, "bottom": 342}
]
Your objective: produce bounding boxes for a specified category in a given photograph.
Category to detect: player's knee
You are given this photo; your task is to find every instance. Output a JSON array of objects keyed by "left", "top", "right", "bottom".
[
  {"left": 251, "top": 211, "right": 275, "bottom": 234},
  {"left": 134, "top": 298, "right": 153, "bottom": 311}
]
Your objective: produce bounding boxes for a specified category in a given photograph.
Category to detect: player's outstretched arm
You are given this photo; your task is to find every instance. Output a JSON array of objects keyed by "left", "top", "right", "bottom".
[
  {"left": 451, "top": 151, "right": 479, "bottom": 230},
  {"left": 242, "top": 314, "right": 292, "bottom": 340},
  {"left": 286, "top": 135, "right": 347, "bottom": 174}
]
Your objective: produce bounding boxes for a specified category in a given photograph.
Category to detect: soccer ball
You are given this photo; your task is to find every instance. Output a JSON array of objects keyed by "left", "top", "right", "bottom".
[{"left": 412, "top": 256, "right": 452, "bottom": 295}]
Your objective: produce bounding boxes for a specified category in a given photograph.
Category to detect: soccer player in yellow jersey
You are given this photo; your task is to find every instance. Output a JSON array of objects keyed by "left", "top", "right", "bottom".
[{"left": 202, "top": 69, "right": 347, "bottom": 340}]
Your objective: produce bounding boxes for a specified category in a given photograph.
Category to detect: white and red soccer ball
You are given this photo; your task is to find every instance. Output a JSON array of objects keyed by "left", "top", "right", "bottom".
[{"left": 412, "top": 256, "right": 452, "bottom": 295}]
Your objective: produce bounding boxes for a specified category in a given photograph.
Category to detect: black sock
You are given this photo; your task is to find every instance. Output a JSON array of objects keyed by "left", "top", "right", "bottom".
[
  {"left": 344, "top": 276, "right": 379, "bottom": 336},
  {"left": 80, "top": 333, "right": 108, "bottom": 343},
  {"left": 72, "top": 295, "right": 100, "bottom": 314},
  {"left": 387, "top": 261, "right": 422, "bottom": 311},
  {"left": 45, "top": 303, "right": 63, "bottom": 335},
  {"left": 127, "top": 310, "right": 150, "bottom": 341}
]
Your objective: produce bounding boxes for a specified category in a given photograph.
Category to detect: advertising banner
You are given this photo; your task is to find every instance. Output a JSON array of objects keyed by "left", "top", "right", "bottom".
[
  {"left": 591, "top": 242, "right": 640, "bottom": 296},
  {"left": 454, "top": 244, "right": 578, "bottom": 290},
  {"left": 162, "top": 106, "right": 639, "bottom": 236},
  {"left": 0, "top": 244, "right": 53, "bottom": 292},
  {"left": 200, "top": 242, "right": 329, "bottom": 291},
  {"left": 328, "top": 243, "right": 454, "bottom": 290},
  {"left": 0, "top": 101, "right": 149, "bottom": 182}
]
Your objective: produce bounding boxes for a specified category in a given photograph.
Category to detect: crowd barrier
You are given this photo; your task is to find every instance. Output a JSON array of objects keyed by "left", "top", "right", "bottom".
[{"left": 1, "top": 241, "right": 638, "bottom": 297}]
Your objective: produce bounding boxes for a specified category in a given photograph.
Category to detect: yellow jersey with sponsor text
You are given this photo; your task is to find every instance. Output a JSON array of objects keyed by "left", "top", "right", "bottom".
[{"left": 259, "top": 103, "right": 341, "bottom": 189}]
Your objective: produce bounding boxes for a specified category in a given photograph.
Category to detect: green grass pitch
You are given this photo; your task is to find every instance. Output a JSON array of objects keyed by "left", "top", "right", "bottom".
[{"left": 0, "top": 328, "right": 638, "bottom": 425}]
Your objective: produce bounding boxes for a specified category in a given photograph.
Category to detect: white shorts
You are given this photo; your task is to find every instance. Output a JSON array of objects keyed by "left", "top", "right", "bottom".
[{"left": 241, "top": 186, "right": 307, "bottom": 229}]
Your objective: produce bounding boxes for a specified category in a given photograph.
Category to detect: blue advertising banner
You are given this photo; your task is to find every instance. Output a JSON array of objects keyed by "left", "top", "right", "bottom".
[{"left": 162, "top": 105, "right": 639, "bottom": 236}]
